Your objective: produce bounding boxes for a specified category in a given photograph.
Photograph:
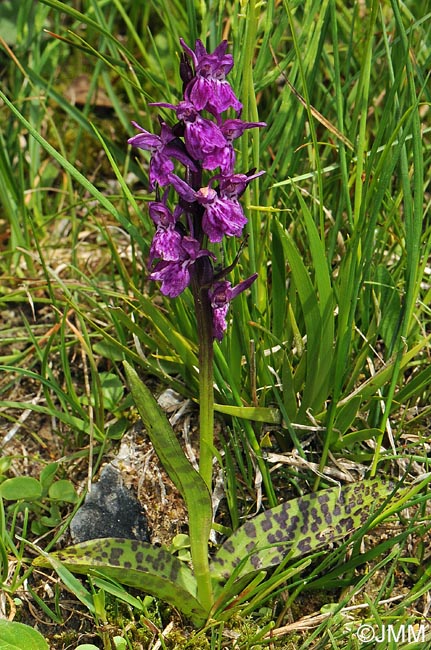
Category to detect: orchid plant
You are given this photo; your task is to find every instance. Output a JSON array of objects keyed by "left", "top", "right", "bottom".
[
  {"left": 35, "top": 38, "right": 395, "bottom": 626},
  {"left": 126, "top": 37, "right": 264, "bottom": 495}
]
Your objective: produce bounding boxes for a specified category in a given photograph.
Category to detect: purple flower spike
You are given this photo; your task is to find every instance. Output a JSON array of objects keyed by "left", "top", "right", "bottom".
[
  {"left": 127, "top": 37, "right": 265, "bottom": 332},
  {"left": 128, "top": 121, "right": 197, "bottom": 189},
  {"left": 209, "top": 274, "right": 258, "bottom": 340},
  {"left": 149, "top": 236, "right": 212, "bottom": 297},
  {"left": 180, "top": 38, "right": 242, "bottom": 116}
]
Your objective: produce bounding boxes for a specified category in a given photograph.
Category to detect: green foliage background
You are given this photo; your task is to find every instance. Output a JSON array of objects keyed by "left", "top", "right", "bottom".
[{"left": 0, "top": 0, "right": 431, "bottom": 647}]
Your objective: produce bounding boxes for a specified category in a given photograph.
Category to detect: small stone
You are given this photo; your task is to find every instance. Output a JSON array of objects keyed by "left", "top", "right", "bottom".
[
  {"left": 70, "top": 465, "right": 150, "bottom": 543},
  {"left": 157, "top": 388, "right": 184, "bottom": 411}
]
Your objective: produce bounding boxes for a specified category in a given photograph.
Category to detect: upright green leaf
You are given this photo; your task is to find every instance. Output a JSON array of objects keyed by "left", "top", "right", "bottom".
[
  {"left": 123, "top": 362, "right": 213, "bottom": 609},
  {"left": 374, "top": 265, "right": 401, "bottom": 349},
  {"left": 123, "top": 362, "right": 212, "bottom": 527},
  {"left": 270, "top": 216, "right": 287, "bottom": 340},
  {"left": 274, "top": 219, "right": 331, "bottom": 418}
]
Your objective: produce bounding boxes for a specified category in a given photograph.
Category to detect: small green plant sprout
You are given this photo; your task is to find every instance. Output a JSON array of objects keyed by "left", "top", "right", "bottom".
[
  {"left": 34, "top": 37, "right": 395, "bottom": 627},
  {"left": 0, "top": 620, "right": 49, "bottom": 650},
  {"left": 0, "top": 462, "right": 78, "bottom": 537}
]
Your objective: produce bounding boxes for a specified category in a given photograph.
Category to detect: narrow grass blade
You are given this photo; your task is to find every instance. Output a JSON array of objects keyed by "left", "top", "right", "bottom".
[
  {"left": 213, "top": 404, "right": 281, "bottom": 424},
  {"left": 0, "top": 88, "right": 147, "bottom": 252}
]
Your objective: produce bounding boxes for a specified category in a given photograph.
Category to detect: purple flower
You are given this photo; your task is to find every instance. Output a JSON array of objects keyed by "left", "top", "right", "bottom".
[
  {"left": 180, "top": 38, "right": 242, "bottom": 116},
  {"left": 128, "top": 121, "right": 197, "bottom": 189},
  {"left": 221, "top": 119, "right": 267, "bottom": 140},
  {"left": 169, "top": 170, "right": 265, "bottom": 242},
  {"left": 168, "top": 173, "right": 247, "bottom": 242},
  {"left": 148, "top": 200, "right": 183, "bottom": 262},
  {"left": 198, "top": 185, "right": 247, "bottom": 242},
  {"left": 209, "top": 274, "right": 258, "bottom": 340},
  {"left": 152, "top": 101, "right": 227, "bottom": 171},
  {"left": 215, "top": 119, "right": 267, "bottom": 174},
  {"left": 201, "top": 170, "right": 265, "bottom": 241},
  {"left": 219, "top": 170, "right": 265, "bottom": 199},
  {"left": 149, "top": 236, "right": 212, "bottom": 297}
]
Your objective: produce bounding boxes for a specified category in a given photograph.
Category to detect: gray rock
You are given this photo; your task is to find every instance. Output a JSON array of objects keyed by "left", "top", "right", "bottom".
[{"left": 70, "top": 465, "right": 150, "bottom": 543}]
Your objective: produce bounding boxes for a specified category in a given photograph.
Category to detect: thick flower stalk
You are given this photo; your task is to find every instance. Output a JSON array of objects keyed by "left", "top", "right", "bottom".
[{"left": 128, "top": 38, "right": 265, "bottom": 494}]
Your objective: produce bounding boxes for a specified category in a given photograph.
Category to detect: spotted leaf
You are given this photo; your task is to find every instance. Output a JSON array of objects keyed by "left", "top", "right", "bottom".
[
  {"left": 123, "top": 362, "right": 213, "bottom": 607},
  {"left": 33, "top": 538, "right": 207, "bottom": 625},
  {"left": 210, "top": 479, "right": 393, "bottom": 582}
]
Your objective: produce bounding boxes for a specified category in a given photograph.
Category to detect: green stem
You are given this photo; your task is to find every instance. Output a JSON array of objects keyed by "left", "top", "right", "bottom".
[
  {"left": 189, "top": 517, "right": 213, "bottom": 609},
  {"left": 190, "top": 266, "right": 214, "bottom": 607},
  {"left": 192, "top": 276, "right": 215, "bottom": 493}
]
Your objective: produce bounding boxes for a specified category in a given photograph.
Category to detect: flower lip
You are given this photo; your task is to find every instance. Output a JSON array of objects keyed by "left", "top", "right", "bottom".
[{"left": 149, "top": 235, "right": 214, "bottom": 297}]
